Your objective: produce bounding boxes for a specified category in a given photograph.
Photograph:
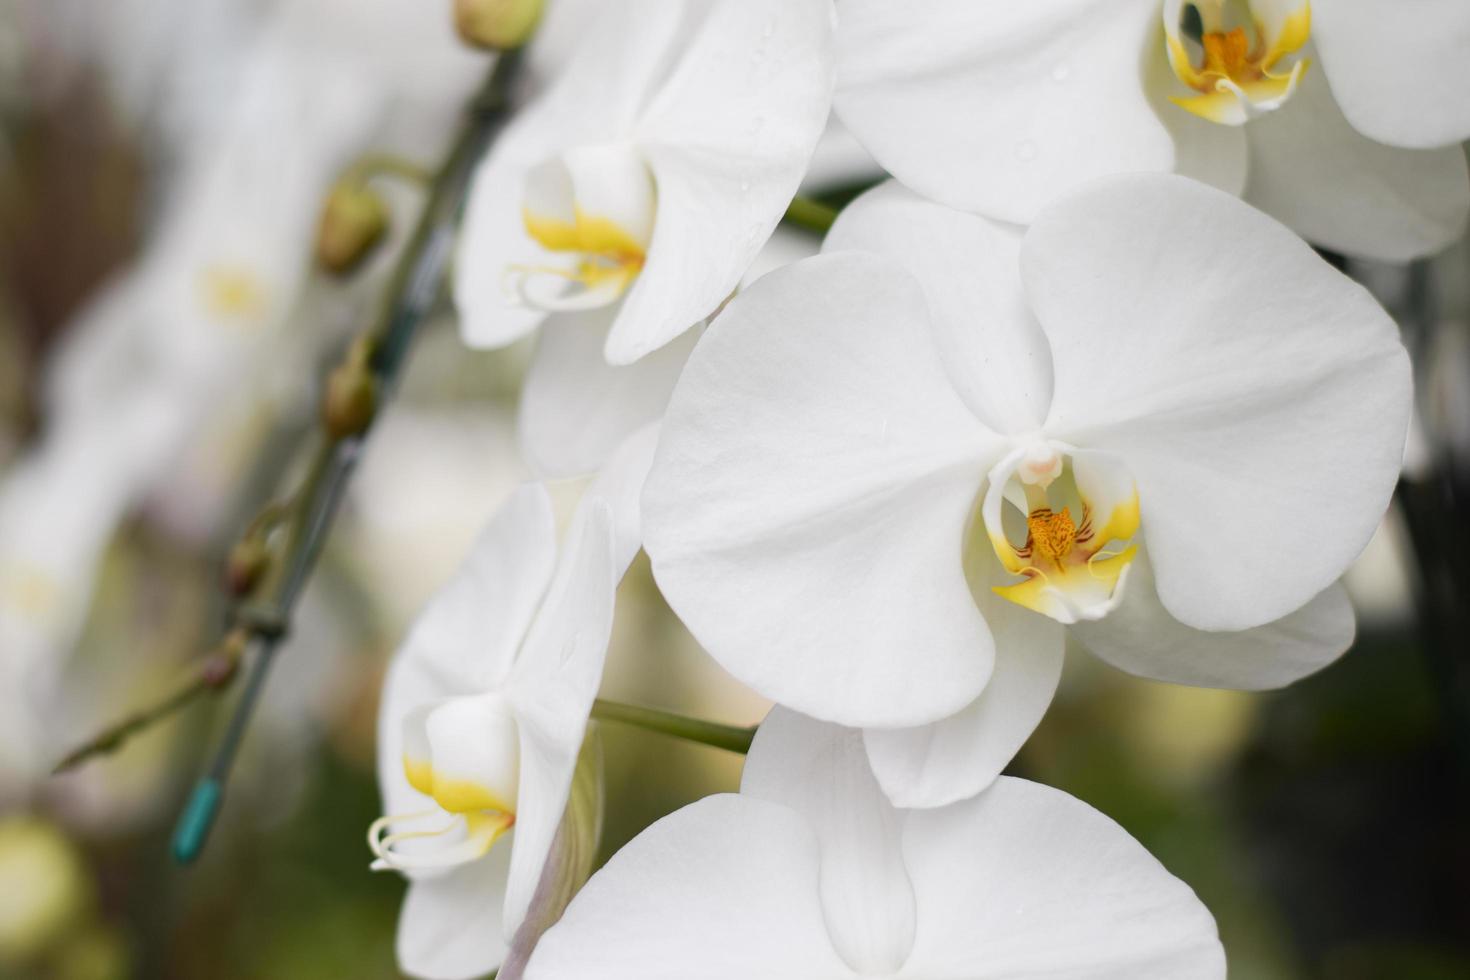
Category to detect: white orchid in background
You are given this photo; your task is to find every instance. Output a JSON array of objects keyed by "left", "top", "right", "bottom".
[
  {"left": 525, "top": 708, "right": 1225, "bottom": 979},
  {"left": 0, "top": 0, "right": 485, "bottom": 768},
  {"left": 372, "top": 429, "right": 654, "bottom": 980},
  {"left": 835, "top": 0, "right": 1470, "bottom": 261},
  {"left": 454, "top": 0, "right": 834, "bottom": 477},
  {"left": 644, "top": 174, "right": 1411, "bottom": 807}
]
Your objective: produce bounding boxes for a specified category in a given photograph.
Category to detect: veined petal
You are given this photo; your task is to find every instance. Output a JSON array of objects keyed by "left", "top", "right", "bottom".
[
  {"left": 899, "top": 778, "right": 1226, "bottom": 978},
  {"left": 610, "top": 0, "right": 835, "bottom": 363},
  {"left": 1024, "top": 173, "right": 1410, "bottom": 631},
  {"left": 522, "top": 796, "right": 856, "bottom": 980},
  {"left": 454, "top": 0, "right": 685, "bottom": 349},
  {"left": 863, "top": 547, "right": 1067, "bottom": 809},
  {"left": 834, "top": 0, "right": 1172, "bottom": 224},
  {"left": 743, "top": 710, "right": 917, "bottom": 975},
  {"left": 1243, "top": 59, "right": 1470, "bottom": 261},
  {"left": 1073, "top": 547, "right": 1355, "bottom": 689},
  {"left": 518, "top": 306, "right": 695, "bottom": 480},
  {"left": 1312, "top": 0, "right": 1470, "bottom": 149},
  {"left": 824, "top": 181, "right": 1052, "bottom": 436},
  {"left": 644, "top": 253, "right": 1005, "bottom": 728},
  {"left": 502, "top": 504, "right": 617, "bottom": 938},
  {"left": 397, "top": 849, "right": 514, "bottom": 980}
]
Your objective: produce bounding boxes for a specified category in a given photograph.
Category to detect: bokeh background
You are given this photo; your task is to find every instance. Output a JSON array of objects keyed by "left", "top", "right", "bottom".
[{"left": 2, "top": 2, "right": 1469, "bottom": 978}]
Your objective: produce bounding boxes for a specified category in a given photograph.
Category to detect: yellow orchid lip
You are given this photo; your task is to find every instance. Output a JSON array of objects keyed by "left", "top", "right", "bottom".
[
  {"left": 1164, "top": 0, "right": 1312, "bottom": 125},
  {"left": 511, "top": 144, "right": 656, "bottom": 311},
  {"left": 983, "top": 442, "right": 1141, "bottom": 625},
  {"left": 404, "top": 756, "right": 517, "bottom": 816}
]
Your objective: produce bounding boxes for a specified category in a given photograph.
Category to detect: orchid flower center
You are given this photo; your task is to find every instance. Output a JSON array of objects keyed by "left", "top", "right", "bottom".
[
  {"left": 1164, "top": 0, "right": 1312, "bottom": 125},
  {"left": 367, "top": 693, "right": 520, "bottom": 874},
  {"left": 981, "top": 440, "right": 1141, "bottom": 625},
  {"left": 508, "top": 142, "right": 656, "bottom": 313}
]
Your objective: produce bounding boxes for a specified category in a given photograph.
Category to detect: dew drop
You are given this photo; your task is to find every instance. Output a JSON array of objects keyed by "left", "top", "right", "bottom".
[
  {"left": 1051, "top": 63, "right": 1071, "bottom": 82},
  {"left": 1015, "top": 140, "right": 1037, "bottom": 162}
]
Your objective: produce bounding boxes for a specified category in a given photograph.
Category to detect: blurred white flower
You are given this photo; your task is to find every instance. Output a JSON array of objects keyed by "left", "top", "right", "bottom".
[
  {"left": 524, "top": 708, "right": 1225, "bottom": 979},
  {"left": 834, "top": 0, "right": 1470, "bottom": 261},
  {"left": 644, "top": 175, "right": 1410, "bottom": 807},
  {"left": 373, "top": 429, "right": 654, "bottom": 980},
  {"left": 0, "top": 0, "right": 486, "bottom": 795},
  {"left": 455, "top": 0, "right": 834, "bottom": 476}
]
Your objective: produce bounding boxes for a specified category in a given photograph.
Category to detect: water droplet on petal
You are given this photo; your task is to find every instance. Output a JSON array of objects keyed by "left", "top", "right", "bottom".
[
  {"left": 1015, "top": 140, "right": 1037, "bottom": 162},
  {"left": 1051, "top": 63, "right": 1071, "bottom": 82}
]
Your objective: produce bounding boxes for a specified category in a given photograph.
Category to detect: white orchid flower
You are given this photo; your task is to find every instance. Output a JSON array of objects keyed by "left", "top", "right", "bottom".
[
  {"left": 834, "top": 0, "right": 1470, "bottom": 262},
  {"left": 524, "top": 707, "right": 1225, "bottom": 979},
  {"left": 643, "top": 175, "right": 1411, "bottom": 808},
  {"left": 454, "top": 0, "right": 834, "bottom": 476},
  {"left": 372, "top": 429, "right": 655, "bottom": 980}
]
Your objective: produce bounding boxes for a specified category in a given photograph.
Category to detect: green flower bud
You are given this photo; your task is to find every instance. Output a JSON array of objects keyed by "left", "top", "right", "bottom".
[
  {"left": 454, "top": 0, "right": 544, "bottom": 51},
  {"left": 322, "top": 338, "right": 378, "bottom": 439},
  {"left": 316, "top": 182, "right": 388, "bottom": 275},
  {"left": 223, "top": 537, "right": 269, "bottom": 597}
]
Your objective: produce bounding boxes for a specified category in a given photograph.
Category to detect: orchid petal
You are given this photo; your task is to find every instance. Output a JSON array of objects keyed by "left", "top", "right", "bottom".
[
  {"left": 742, "top": 709, "right": 916, "bottom": 975},
  {"left": 518, "top": 306, "right": 694, "bottom": 480},
  {"left": 1243, "top": 60, "right": 1470, "bottom": 261},
  {"left": 608, "top": 0, "right": 835, "bottom": 363},
  {"left": 522, "top": 796, "right": 854, "bottom": 979},
  {"left": 644, "top": 252, "right": 1004, "bottom": 728},
  {"left": 1073, "top": 547, "right": 1355, "bottom": 690},
  {"left": 397, "top": 849, "right": 514, "bottom": 980},
  {"left": 1312, "top": 0, "right": 1470, "bottom": 149},
  {"left": 580, "top": 422, "right": 663, "bottom": 578},
  {"left": 899, "top": 777, "right": 1226, "bottom": 978},
  {"left": 1024, "top": 173, "right": 1410, "bottom": 631},
  {"left": 398, "top": 484, "right": 558, "bottom": 694},
  {"left": 825, "top": 181, "right": 1052, "bottom": 435},
  {"left": 502, "top": 503, "right": 617, "bottom": 938},
  {"left": 834, "top": 0, "right": 1171, "bottom": 224},
  {"left": 863, "top": 548, "right": 1066, "bottom": 809}
]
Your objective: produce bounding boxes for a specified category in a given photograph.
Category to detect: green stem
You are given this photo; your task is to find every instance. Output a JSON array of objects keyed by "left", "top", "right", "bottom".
[
  {"left": 161, "top": 54, "right": 524, "bottom": 864},
  {"left": 52, "top": 671, "right": 217, "bottom": 775},
  {"left": 591, "top": 699, "right": 755, "bottom": 755},
  {"left": 782, "top": 195, "right": 839, "bottom": 235}
]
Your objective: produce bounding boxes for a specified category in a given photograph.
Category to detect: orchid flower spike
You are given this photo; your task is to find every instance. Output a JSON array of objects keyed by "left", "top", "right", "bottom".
[
  {"left": 372, "top": 429, "right": 656, "bottom": 980},
  {"left": 835, "top": 0, "right": 1470, "bottom": 261},
  {"left": 524, "top": 708, "right": 1226, "bottom": 979},
  {"left": 454, "top": 0, "right": 835, "bottom": 477},
  {"left": 644, "top": 175, "right": 1412, "bottom": 809}
]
